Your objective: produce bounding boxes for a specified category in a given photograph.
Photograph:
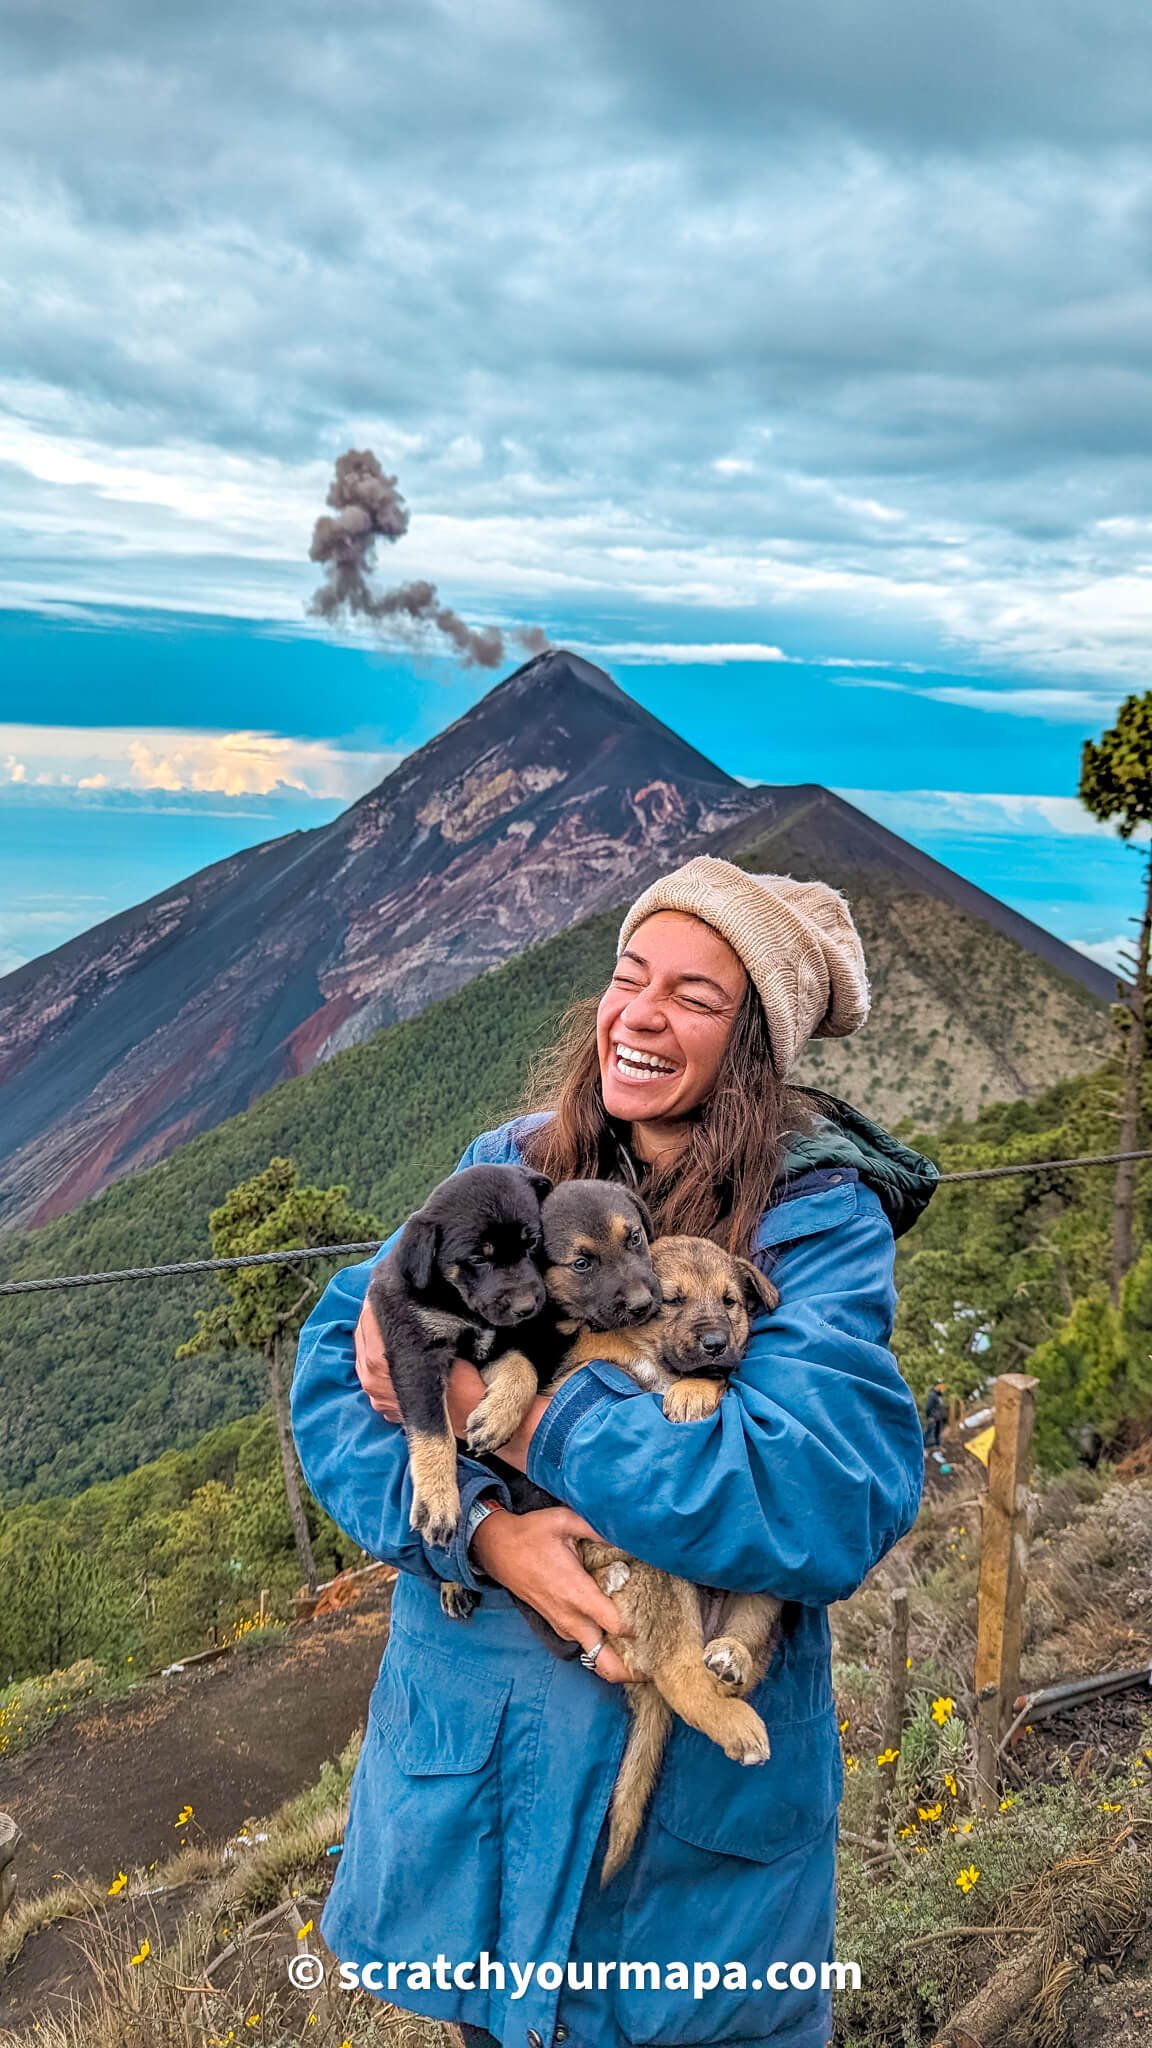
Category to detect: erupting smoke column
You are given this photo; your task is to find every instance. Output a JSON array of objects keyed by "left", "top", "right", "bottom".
[{"left": 308, "top": 448, "right": 550, "bottom": 669}]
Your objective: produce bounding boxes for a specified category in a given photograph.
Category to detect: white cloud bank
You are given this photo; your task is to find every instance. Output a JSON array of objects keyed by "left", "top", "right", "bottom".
[{"left": 0, "top": 725, "right": 399, "bottom": 801}]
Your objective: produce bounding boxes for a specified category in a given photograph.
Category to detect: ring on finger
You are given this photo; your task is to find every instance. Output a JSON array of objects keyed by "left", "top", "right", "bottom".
[{"left": 579, "top": 1638, "right": 606, "bottom": 1672}]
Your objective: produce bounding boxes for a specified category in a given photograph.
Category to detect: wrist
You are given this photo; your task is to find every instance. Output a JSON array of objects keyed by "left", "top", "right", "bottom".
[{"left": 466, "top": 1495, "right": 507, "bottom": 1581}]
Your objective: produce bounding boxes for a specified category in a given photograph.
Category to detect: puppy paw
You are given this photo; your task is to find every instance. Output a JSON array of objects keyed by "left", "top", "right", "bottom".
[
  {"left": 440, "top": 1582, "right": 480, "bottom": 1621},
  {"left": 663, "top": 1378, "right": 724, "bottom": 1424},
  {"left": 721, "top": 1702, "right": 772, "bottom": 1767},
  {"left": 704, "top": 1636, "right": 755, "bottom": 1695},
  {"left": 464, "top": 1390, "right": 520, "bottom": 1457},
  {"left": 600, "top": 1561, "right": 632, "bottom": 1596},
  {"left": 410, "top": 1494, "right": 460, "bottom": 1551}
]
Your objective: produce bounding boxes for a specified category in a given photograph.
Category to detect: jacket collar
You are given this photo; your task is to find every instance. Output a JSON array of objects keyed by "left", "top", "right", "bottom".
[{"left": 775, "top": 1088, "right": 939, "bottom": 1239}]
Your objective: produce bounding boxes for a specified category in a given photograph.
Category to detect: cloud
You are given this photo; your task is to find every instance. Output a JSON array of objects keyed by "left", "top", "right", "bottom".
[
  {"left": 0, "top": 0, "right": 1151, "bottom": 683},
  {"left": 1071, "top": 934, "right": 1129, "bottom": 972},
  {"left": 834, "top": 678, "right": 1123, "bottom": 722},
  {"left": 589, "top": 641, "right": 788, "bottom": 664},
  {"left": 0, "top": 724, "right": 401, "bottom": 800},
  {"left": 836, "top": 787, "right": 1151, "bottom": 842}
]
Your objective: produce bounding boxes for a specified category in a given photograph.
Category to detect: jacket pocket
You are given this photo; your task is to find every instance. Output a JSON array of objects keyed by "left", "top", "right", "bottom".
[
  {"left": 371, "top": 1627, "right": 511, "bottom": 1773},
  {"left": 654, "top": 1704, "right": 842, "bottom": 1861},
  {"left": 331, "top": 1624, "right": 513, "bottom": 1966}
]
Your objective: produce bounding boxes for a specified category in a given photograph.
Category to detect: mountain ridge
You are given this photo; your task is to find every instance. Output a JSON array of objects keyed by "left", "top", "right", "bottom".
[{"left": 0, "top": 648, "right": 1112, "bottom": 1232}]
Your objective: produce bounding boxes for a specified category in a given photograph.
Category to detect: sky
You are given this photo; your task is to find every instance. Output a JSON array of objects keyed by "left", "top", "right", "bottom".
[{"left": 2, "top": 0, "right": 1151, "bottom": 980}]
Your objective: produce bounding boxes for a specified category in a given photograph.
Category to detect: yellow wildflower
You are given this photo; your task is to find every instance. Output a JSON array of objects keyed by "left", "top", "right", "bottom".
[
  {"left": 844, "top": 1755, "right": 860, "bottom": 1773},
  {"left": 1100, "top": 1801, "right": 1123, "bottom": 1813},
  {"left": 297, "top": 1919, "right": 314, "bottom": 1939},
  {"left": 917, "top": 1803, "right": 943, "bottom": 1822},
  {"left": 999, "top": 1795, "right": 1015, "bottom": 1810},
  {"left": 956, "top": 1865, "right": 980, "bottom": 1894},
  {"left": 175, "top": 1803, "right": 194, "bottom": 1828},
  {"left": 931, "top": 1697, "right": 955, "bottom": 1726},
  {"left": 876, "top": 1747, "right": 899, "bottom": 1767},
  {"left": 897, "top": 1824, "right": 918, "bottom": 1838},
  {"left": 129, "top": 1938, "right": 151, "bottom": 1966},
  {"left": 943, "top": 1773, "right": 958, "bottom": 1797},
  {"left": 107, "top": 1871, "right": 128, "bottom": 1896}
]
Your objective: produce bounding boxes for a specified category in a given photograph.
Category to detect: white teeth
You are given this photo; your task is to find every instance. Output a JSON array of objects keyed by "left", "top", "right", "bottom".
[{"left": 615, "top": 1043, "right": 676, "bottom": 1075}]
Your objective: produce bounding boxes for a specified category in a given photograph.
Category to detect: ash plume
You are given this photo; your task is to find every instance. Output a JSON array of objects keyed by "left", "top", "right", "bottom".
[{"left": 309, "top": 448, "right": 549, "bottom": 669}]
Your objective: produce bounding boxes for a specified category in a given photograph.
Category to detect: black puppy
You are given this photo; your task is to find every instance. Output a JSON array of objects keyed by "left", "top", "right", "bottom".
[
  {"left": 451, "top": 1178, "right": 661, "bottom": 1641},
  {"left": 367, "top": 1164, "right": 552, "bottom": 1551}
]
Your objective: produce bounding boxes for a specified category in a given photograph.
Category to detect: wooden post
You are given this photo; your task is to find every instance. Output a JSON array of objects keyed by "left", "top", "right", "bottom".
[
  {"left": 0, "top": 1813, "right": 22, "bottom": 1928},
  {"left": 974, "top": 1374, "right": 1039, "bottom": 1741},
  {"left": 873, "top": 1588, "right": 910, "bottom": 1828},
  {"left": 258, "top": 1588, "right": 268, "bottom": 1627}
]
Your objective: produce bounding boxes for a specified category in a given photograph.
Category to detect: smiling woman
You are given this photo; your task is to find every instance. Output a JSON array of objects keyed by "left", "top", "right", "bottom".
[{"left": 291, "top": 853, "right": 937, "bottom": 2048}]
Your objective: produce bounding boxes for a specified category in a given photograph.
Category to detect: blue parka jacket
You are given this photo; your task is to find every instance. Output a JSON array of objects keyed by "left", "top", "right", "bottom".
[{"left": 290, "top": 1101, "right": 935, "bottom": 2048}]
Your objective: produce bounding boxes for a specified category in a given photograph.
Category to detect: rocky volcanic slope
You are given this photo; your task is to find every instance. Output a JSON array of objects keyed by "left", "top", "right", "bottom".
[
  {"left": 0, "top": 650, "right": 1112, "bottom": 1234},
  {"left": 0, "top": 651, "right": 763, "bottom": 1230}
]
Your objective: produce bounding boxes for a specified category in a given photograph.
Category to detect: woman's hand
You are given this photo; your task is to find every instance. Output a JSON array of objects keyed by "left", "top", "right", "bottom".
[
  {"left": 354, "top": 1300, "right": 551, "bottom": 1464},
  {"left": 472, "top": 1506, "right": 633, "bottom": 1683},
  {"left": 353, "top": 1295, "right": 403, "bottom": 1420}
]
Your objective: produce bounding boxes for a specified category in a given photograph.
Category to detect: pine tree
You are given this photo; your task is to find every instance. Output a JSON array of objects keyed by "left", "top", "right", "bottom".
[
  {"left": 177, "top": 1159, "right": 380, "bottom": 1594},
  {"left": 1079, "top": 693, "right": 1152, "bottom": 1300}
]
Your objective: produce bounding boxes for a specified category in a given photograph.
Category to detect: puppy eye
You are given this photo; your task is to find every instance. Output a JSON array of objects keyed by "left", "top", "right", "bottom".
[
  {"left": 662, "top": 1292, "right": 685, "bottom": 1307},
  {"left": 572, "top": 1254, "right": 595, "bottom": 1273},
  {"left": 628, "top": 1228, "right": 644, "bottom": 1249},
  {"left": 723, "top": 1293, "right": 739, "bottom": 1309}
]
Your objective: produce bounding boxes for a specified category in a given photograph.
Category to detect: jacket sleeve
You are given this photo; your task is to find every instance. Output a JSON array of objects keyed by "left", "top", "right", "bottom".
[
  {"left": 526, "top": 1190, "right": 924, "bottom": 1604},
  {"left": 289, "top": 1134, "right": 513, "bottom": 1593}
]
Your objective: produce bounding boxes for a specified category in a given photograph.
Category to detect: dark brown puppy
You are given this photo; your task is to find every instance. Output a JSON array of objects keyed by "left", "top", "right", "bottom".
[
  {"left": 366, "top": 1164, "right": 551, "bottom": 1552},
  {"left": 558, "top": 1235, "right": 782, "bottom": 1883}
]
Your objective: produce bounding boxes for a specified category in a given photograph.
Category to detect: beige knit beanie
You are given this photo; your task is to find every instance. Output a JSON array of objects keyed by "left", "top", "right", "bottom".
[{"left": 617, "top": 855, "right": 870, "bottom": 1078}]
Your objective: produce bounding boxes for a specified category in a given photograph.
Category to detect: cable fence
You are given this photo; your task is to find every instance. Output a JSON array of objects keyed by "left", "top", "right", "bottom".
[{"left": 0, "top": 1147, "right": 1149, "bottom": 1298}]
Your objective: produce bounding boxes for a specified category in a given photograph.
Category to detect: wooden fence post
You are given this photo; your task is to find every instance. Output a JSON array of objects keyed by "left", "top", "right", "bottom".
[
  {"left": 874, "top": 1588, "right": 910, "bottom": 1827},
  {"left": 0, "top": 1813, "right": 22, "bottom": 1927},
  {"left": 974, "top": 1373, "right": 1039, "bottom": 1744}
]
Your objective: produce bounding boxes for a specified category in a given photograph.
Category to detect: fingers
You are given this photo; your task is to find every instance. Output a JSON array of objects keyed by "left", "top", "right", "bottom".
[{"left": 572, "top": 1628, "right": 631, "bottom": 1686}]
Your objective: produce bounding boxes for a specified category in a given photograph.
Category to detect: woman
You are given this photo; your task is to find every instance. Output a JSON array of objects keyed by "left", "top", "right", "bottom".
[{"left": 291, "top": 855, "right": 937, "bottom": 2048}]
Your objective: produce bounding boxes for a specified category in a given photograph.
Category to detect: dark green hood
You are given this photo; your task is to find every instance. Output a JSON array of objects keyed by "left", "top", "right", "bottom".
[{"left": 780, "top": 1089, "right": 940, "bottom": 1239}]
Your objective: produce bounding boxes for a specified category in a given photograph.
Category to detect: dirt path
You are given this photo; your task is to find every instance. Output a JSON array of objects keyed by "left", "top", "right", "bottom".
[{"left": 0, "top": 1587, "right": 393, "bottom": 1899}]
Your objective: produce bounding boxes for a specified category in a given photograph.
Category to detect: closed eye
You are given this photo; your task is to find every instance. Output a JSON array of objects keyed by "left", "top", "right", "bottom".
[{"left": 662, "top": 1292, "right": 685, "bottom": 1307}]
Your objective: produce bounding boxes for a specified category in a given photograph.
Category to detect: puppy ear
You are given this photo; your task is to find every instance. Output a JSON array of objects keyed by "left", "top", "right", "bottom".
[
  {"left": 737, "top": 1257, "right": 779, "bottom": 1316},
  {"left": 519, "top": 1168, "right": 553, "bottom": 1203},
  {"left": 397, "top": 1215, "right": 439, "bottom": 1293},
  {"left": 626, "top": 1191, "right": 655, "bottom": 1241}
]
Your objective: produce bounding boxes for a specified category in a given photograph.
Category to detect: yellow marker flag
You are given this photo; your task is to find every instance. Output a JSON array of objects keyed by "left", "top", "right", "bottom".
[{"left": 965, "top": 1425, "right": 995, "bottom": 1467}]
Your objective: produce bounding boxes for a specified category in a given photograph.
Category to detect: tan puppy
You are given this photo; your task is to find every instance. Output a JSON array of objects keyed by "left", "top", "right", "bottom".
[{"left": 556, "top": 1236, "right": 782, "bottom": 1883}]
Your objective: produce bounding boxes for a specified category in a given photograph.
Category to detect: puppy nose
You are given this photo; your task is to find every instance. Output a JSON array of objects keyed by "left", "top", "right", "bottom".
[
  {"left": 510, "top": 1289, "right": 542, "bottom": 1318},
  {"left": 625, "top": 1289, "right": 657, "bottom": 1320},
  {"left": 698, "top": 1329, "right": 729, "bottom": 1358}
]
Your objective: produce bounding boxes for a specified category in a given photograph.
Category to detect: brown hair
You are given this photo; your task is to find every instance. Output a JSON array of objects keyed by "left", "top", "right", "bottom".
[{"left": 517, "top": 978, "right": 818, "bottom": 1256}]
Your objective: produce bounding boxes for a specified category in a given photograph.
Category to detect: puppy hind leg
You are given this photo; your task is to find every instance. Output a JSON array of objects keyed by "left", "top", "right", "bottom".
[
  {"left": 440, "top": 1582, "right": 480, "bottom": 1622},
  {"left": 638, "top": 1574, "right": 771, "bottom": 1766},
  {"left": 464, "top": 1349, "right": 539, "bottom": 1457},
  {"left": 703, "top": 1593, "right": 783, "bottom": 1697}
]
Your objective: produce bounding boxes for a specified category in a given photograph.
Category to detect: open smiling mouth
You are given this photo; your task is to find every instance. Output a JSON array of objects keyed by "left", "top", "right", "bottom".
[{"left": 612, "top": 1039, "right": 680, "bottom": 1084}]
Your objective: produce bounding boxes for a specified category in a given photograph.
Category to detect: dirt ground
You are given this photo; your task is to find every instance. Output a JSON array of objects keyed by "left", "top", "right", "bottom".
[{"left": 0, "top": 1585, "right": 393, "bottom": 1899}]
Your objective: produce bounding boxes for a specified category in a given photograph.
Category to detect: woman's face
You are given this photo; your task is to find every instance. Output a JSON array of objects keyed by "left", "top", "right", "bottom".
[{"left": 596, "top": 910, "right": 747, "bottom": 1127}]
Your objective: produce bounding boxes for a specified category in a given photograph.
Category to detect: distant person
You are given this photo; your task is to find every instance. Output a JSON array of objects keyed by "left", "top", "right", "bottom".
[
  {"left": 923, "top": 1380, "right": 947, "bottom": 1449},
  {"left": 292, "top": 856, "right": 938, "bottom": 2048}
]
